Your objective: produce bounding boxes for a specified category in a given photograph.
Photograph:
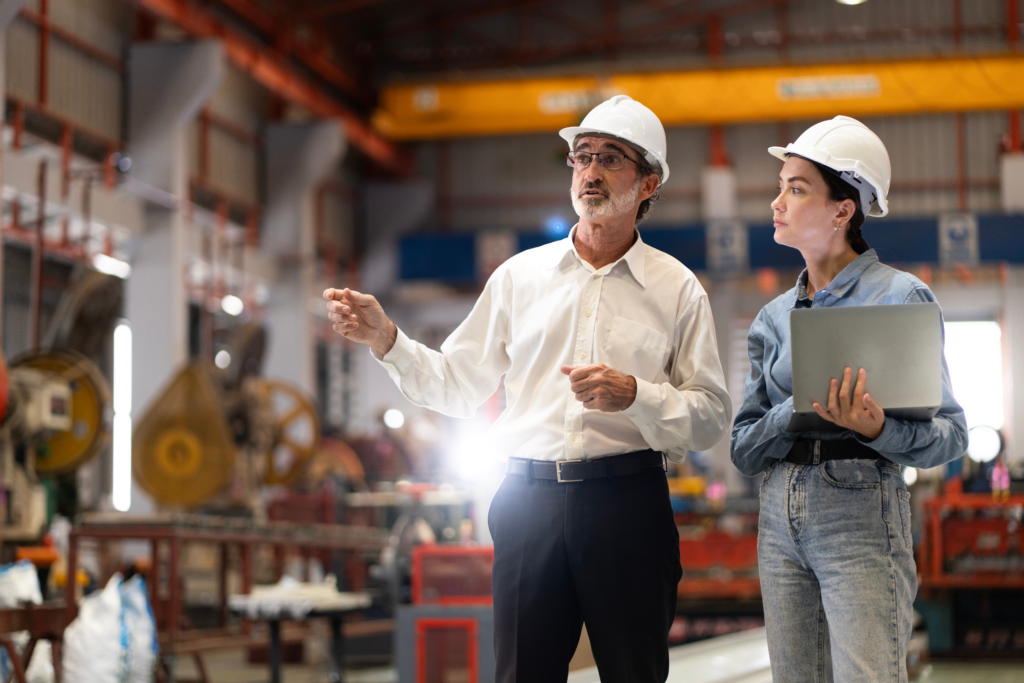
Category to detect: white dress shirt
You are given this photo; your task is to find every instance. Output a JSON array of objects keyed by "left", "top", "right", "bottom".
[{"left": 375, "top": 227, "right": 732, "bottom": 463}]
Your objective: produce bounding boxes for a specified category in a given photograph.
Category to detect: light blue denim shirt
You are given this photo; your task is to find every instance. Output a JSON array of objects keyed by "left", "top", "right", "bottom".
[{"left": 730, "top": 249, "right": 968, "bottom": 476}]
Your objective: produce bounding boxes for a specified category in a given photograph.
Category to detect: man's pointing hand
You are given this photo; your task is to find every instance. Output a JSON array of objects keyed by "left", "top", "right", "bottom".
[{"left": 324, "top": 287, "right": 398, "bottom": 357}]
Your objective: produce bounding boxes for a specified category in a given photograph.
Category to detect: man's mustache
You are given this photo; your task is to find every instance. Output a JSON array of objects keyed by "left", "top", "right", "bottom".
[{"left": 578, "top": 181, "right": 609, "bottom": 198}]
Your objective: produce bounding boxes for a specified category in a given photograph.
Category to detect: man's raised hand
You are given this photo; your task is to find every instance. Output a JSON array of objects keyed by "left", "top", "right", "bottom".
[
  {"left": 561, "top": 363, "right": 637, "bottom": 413},
  {"left": 323, "top": 288, "right": 398, "bottom": 357}
]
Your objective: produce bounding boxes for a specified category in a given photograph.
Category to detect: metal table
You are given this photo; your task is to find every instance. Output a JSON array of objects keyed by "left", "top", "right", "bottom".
[{"left": 229, "top": 591, "right": 371, "bottom": 683}]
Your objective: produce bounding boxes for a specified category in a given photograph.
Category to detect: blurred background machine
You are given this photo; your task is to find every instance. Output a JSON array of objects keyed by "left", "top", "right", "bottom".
[
  {"left": 0, "top": 348, "right": 110, "bottom": 544},
  {"left": 132, "top": 322, "right": 321, "bottom": 510}
]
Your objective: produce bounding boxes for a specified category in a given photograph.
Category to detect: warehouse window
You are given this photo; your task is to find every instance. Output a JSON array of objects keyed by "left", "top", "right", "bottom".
[{"left": 944, "top": 321, "right": 1004, "bottom": 430}]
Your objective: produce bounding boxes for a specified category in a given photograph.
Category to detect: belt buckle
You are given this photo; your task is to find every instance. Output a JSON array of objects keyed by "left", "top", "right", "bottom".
[{"left": 556, "top": 460, "right": 584, "bottom": 483}]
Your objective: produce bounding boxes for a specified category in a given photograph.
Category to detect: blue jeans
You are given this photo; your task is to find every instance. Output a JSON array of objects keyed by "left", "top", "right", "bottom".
[{"left": 758, "top": 458, "right": 916, "bottom": 682}]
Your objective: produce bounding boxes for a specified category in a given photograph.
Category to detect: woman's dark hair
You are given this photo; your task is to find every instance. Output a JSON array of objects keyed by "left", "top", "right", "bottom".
[{"left": 811, "top": 160, "right": 870, "bottom": 254}]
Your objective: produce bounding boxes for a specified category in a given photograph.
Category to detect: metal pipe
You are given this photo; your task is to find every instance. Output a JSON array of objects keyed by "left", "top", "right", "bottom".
[
  {"left": 1010, "top": 0, "right": 1020, "bottom": 46},
  {"left": 1009, "top": 109, "right": 1023, "bottom": 152},
  {"left": 30, "top": 159, "right": 47, "bottom": 353},
  {"left": 38, "top": 0, "right": 49, "bottom": 106}
]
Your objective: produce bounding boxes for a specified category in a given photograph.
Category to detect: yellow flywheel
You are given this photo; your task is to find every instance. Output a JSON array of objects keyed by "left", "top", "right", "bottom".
[
  {"left": 133, "top": 363, "right": 235, "bottom": 507},
  {"left": 12, "top": 350, "right": 111, "bottom": 475},
  {"left": 250, "top": 378, "right": 320, "bottom": 487}
]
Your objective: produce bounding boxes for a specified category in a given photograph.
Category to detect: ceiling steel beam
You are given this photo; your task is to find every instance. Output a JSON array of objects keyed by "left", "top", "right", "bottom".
[
  {"left": 300, "top": 0, "right": 398, "bottom": 20},
  {"left": 381, "top": 0, "right": 558, "bottom": 42},
  {"left": 133, "top": 0, "right": 411, "bottom": 173},
  {"left": 214, "top": 0, "right": 371, "bottom": 104}
]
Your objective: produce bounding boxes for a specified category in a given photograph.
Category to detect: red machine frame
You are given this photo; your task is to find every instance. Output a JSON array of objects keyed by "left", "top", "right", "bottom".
[
  {"left": 415, "top": 617, "right": 479, "bottom": 683},
  {"left": 918, "top": 489, "right": 1024, "bottom": 591},
  {"left": 411, "top": 545, "right": 495, "bottom": 606}
]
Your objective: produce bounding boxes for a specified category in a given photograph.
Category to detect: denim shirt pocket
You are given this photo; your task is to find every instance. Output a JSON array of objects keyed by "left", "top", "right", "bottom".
[{"left": 897, "top": 489, "right": 912, "bottom": 547}]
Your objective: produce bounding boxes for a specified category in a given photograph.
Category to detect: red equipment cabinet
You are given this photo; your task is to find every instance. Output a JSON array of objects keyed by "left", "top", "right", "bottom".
[{"left": 411, "top": 545, "right": 494, "bottom": 605}]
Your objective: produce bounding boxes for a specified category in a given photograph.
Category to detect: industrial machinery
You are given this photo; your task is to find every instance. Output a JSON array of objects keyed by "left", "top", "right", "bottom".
[
  {"left": 132, "top": 323, "right": 321, "bottom": 509},
  {"left": 0, "top": 348, "right": 111, "bottom": 541}
]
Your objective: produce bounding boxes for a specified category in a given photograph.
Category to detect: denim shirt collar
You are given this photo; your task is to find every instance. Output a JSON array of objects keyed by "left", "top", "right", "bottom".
[{"left": 793, "top": 249, "right": 879, "bottom": 308}]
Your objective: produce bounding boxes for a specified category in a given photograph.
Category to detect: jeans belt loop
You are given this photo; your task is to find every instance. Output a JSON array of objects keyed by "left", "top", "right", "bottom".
[{"left": 813, "top": 440, "right": 822, "bottom": 465}]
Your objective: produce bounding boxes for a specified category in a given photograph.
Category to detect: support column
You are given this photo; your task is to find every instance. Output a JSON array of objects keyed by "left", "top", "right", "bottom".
[
  {"left": 262, "top": 122, "right": 345, "bottom": 395},
  {"left": 124, "top": 41, "right": 223, "bottom": 510},
  {"left": 1001, "top": 110, "right": 1024, "bottom": 213},
  {"left": 1004, "top": 267, "right": 1024, "bottom": 463},
  {"left": 0, "top": 0, "right": 30, "bottom": 351}
]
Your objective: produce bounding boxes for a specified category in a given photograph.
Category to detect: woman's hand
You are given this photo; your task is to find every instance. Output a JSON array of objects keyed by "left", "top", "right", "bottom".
[{"left": 812, "top": 367, "right": 885, "bottom": 441}]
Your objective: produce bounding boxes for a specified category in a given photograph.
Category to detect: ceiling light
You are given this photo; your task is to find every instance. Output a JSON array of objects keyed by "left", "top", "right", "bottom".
[
  {"left": 221, "top": 295, "right": 244, "bottom": 316},
  {"left": 966, "top": 425, "right": 1002, "bottom": 463},
  {"left": 384, "top": 409, "right": 405, "bottom": 429},
  {"left": 93, "top": 253, "right": 131, "bottom": 279},
  {"left": 836, "top": 0, "right": 867, "bottom": 4}
]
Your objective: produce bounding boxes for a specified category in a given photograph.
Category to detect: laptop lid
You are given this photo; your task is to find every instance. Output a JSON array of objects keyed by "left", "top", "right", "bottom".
[{"left": 787, "top": 302, "right": 944, "bottom": 433}]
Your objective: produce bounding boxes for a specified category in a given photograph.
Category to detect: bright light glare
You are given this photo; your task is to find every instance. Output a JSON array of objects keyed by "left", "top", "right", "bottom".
[
  {"left": 221, "top": 295, "right": 244, "bottom": 316},
  {"left": 944, "top": 322, "right": 1003, "bottom": 430},
  {"left": 93, "top": 253, "right": 131, "bottom": 279},
  {"left": 451, "top": 425, "right": 489, "bottom": 481},
  {"left": 383, "top": 409, "right": 405, "bottom": 429},
  {"left": 835, "top": 0, "right": 867, "bottom": 5},
  {"left": 903, "top": 467, "right": 918, "bottom": 486},
  {"left": 215, "top": 350, "right": 231, "bottom": 369},
  {"left": 112, "top": 324, "right": 132, "bottom": 512},
  {"left": 113, "top": 324, "right": 132, "bottom": 415},
  {"left": 967, "top": 425, "right": 1002, "bottom": 463}
]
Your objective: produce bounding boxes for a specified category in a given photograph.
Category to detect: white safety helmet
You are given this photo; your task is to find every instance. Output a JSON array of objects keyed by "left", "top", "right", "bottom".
[
  {"left": 559, "top": 95, "right": 670, "bottom": 187},
  {"left": 769, "top": 115, "right": 891, "bottom": 217}
]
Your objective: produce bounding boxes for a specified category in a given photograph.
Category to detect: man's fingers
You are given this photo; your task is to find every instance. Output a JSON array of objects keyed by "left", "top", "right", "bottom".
[
  {"left": 560, "top": 365, "right": 578, "bottom": 376},
  {"left": 568, "top": 364, "right": 601, "bottom": 383},
  {"left": 343, "top": 288, "right": 376, "bottom": 306},
  {"left": 323, "top": 288, "right": 337, "bottom": 301}
]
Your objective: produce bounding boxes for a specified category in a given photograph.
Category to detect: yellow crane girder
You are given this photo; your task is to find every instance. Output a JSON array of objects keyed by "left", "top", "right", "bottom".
[{"left": 374, "top": 54, "right": 1024, "bottom": 140}]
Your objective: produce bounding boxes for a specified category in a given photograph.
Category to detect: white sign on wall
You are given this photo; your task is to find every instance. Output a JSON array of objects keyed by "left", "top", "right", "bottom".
[
  {"left": 706, "top": 219, "right": 749, "bottom": 273},
  {"left": 938, "top": 213, "right": 979, "bottom": 267}
]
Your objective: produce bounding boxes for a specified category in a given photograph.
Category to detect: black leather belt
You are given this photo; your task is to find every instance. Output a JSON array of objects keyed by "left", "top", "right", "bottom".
[
  {"left": 784, "top": 439, "right": 881, "bottom": 465},
  {"left": 505, "top": 449, "right": 666, "bottom": 483}
]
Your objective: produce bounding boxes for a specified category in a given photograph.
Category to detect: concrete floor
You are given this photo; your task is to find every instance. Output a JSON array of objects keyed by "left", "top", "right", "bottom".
[{"left": 184, "top": 647, "right": 1022, "bottom": 683}]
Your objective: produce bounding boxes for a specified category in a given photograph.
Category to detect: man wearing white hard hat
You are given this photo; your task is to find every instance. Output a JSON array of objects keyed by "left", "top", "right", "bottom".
[
  {"left": 324, "top": 95, "right": 731, "bottom": 681},
  {"left": 731, "top": 116, "right": 967, "bottom": 681}
]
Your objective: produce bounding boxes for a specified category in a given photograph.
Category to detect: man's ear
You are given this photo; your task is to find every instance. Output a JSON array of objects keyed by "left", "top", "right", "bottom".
[{"left": 639, "top": 174, "right": 659, "bottom": 201}]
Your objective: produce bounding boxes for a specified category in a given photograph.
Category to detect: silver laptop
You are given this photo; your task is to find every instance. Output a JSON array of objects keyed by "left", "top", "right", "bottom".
[{"left": 787, "top": 302, "right": 944, "bottom": 432}]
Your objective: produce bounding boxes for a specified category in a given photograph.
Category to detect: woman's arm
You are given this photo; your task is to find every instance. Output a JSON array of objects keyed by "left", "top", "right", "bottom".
[{"left": 730, "top": 311, "right": 799, "bottom": 476}]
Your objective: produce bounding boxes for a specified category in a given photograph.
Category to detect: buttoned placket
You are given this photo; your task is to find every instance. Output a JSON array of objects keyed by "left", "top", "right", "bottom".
[{"left": 565, "top": 261, "right": 608, "bottom": 460}]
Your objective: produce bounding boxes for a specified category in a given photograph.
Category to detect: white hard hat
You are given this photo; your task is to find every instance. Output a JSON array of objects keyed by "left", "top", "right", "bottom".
[
  {"left": 769, "top": 116, "right": 891, "bottom": 217},
  {"left": 559, "top": 95, "right": 670, "bottom": 187}
]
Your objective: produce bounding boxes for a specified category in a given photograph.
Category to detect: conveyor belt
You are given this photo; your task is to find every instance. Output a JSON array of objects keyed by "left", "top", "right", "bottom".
[{"left": 567, "top": 628, "right": 772, "bottom": 683}]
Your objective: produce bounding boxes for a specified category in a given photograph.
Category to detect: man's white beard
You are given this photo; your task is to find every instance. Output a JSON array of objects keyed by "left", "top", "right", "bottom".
[{"left": 571, "top": 178, "right": 641, "bottom": 221}]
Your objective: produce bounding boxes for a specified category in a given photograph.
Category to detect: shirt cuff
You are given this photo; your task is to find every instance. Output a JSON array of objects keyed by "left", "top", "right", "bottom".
[
  {"left": 621, "top": 376, "right": 661, "bottom": 424},
  {"left": 854, "top": 417, "right": 899, "bottom": 453},
  {"left": 371, "top": 327, "right": 416, "bottom": 375}
]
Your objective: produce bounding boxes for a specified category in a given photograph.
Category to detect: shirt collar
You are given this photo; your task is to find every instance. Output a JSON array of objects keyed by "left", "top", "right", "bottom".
[
  {"left": 793, "top": 249, "right": 879, "bottom": 306},
  {"left": 552, "top": 225, "right": 648, "bottom": 288}
]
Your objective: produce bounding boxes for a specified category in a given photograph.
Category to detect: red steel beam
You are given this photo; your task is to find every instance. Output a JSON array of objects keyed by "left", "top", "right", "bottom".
[
  {"left": 214, "top": 0, "right": 370, "bottom": 103},
  {"left": 300, "top": 0, "right": 398, "bottom": 20},
  {"left": 133, "top": 0, "right": 411, "bottom": 174},
  {"left": 1011, "top": 0, "right": 1020, "bottom": 46}
]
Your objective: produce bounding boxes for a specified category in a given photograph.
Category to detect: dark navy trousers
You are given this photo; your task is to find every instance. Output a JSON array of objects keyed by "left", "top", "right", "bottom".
[{"left": 488, "top": 466, "right": 682, "bottom": 683}]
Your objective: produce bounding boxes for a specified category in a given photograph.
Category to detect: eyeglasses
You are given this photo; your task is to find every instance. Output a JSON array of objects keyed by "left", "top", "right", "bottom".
[{"left": 566, "top": 151, "right": 639, "bottom": 172}]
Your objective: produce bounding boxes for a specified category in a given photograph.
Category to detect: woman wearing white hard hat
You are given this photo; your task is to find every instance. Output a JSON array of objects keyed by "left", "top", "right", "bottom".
[{"left": 730, "top": 116, "right": 967, "bottom": 681}]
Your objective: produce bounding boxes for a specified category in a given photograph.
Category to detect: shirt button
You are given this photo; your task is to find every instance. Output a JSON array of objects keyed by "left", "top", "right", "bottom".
[
  {"left": 585, "top": 311, "right": 592, "bottom": 317},
  {"left": 395, "top": 356, "right": 402, "bottom": 362},
  {"left": 579, "top": 353, "right": 586, "bottom": 359},
  {"left": 592, "top": 274, "right": 600, "bottom": 279},
  {"left": 384, "top": 364, "right": 393, "bottom": 369},
  {"left": 570, "top": 435, "right": 576, "bottom": 442}
]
